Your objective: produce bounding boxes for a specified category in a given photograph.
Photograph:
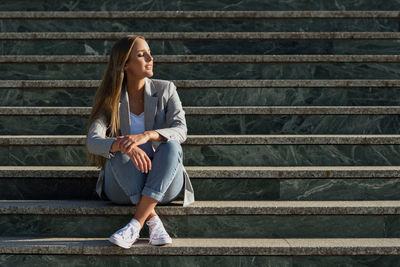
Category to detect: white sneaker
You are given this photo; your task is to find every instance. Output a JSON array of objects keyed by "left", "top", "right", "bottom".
[
  {"left": 109, "top": 218, "right": 141, "bottom": 249},
  {"left": 146, "top": 216, "right": 172, "bottom": 246}
]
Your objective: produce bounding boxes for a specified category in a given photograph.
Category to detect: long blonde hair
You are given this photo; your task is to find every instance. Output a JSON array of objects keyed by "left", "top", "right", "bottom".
[{"left": 87, "top": 34, "right": 145, "bottom": 167}]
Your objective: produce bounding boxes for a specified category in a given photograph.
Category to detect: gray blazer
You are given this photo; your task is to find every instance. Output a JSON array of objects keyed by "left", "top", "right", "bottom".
[{"left": 86, "top": 77, "right": 195, "bottom": 206}]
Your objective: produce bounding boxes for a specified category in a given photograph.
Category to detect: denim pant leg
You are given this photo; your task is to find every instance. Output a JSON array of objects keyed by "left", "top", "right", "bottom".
[
  {"left": 158, "top": 160, "right": 184, "bottom": 205},
  {"left": 104, "top": 148, "right": 149, "bottom": 205},
  {"left": 104, "top": 140, "right": 184, "bottom": 205},
  {"left": 142, "top": 140, "right": 184, "bottom": 204}
]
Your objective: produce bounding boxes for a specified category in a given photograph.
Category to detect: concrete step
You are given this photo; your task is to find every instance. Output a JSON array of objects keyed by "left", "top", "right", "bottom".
[
  {"left": 2, "top": 32, "right": 400, "bottom": 40},
  {"left": 1, "top": 11, "right": 399, "bottom": 19},
  {"left": 2, "top": 166, "right": 400, "bottom": 201},
  {"left": 4, "top": 55, "right": 400, "bottom": 63},
  {"left": 1, "top": 237, "right": 400, "bottom": 256},
  {"left": 3, "top": 79, "right": 400, "bottom": 88},
  {"left": 3, "top": 165, "right": 400, "bottom": 178},
  {"left": 1, "top": 134, "right": 400, "bottom": 145}
]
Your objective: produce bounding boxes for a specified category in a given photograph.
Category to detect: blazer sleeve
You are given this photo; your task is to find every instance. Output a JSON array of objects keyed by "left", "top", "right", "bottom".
[
  {"left": 154, "top": 81, "right": 188, "bottom": 143},
  {"left": 86, "top": 114, "right": 117, "bottom": 159}
]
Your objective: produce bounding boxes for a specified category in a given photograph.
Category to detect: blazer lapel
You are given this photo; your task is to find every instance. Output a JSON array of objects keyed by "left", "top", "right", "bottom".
[
  {"left": 119, "top": 81, "right": 131, "bottom": 136},
  {"left": 144, "top": 77, "right": 158, "bottom": 131},
  {"left": 120, "top": 78, "right": 158, "bottom": 135}
]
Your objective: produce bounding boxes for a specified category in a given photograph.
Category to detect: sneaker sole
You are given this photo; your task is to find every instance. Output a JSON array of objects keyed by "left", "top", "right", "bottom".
[
  {"left": 149, "top": 237, "right": 173, "bottom": 246},
  {"left": 109, "top": 235, "right": 136, "bottom": 249}
]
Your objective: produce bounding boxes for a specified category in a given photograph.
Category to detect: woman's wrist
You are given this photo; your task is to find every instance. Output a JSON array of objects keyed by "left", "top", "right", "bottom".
[
  {"left": 110, "top": 139, "right": 120, "bottom": 152},
  {"left": 144, "top": 130, "right": 164, "bottom": 141}
]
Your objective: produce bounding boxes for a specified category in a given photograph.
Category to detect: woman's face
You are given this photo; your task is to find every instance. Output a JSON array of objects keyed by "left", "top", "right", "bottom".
[{"left": 124, "top": 38, "right": 153, "bottom": 80}]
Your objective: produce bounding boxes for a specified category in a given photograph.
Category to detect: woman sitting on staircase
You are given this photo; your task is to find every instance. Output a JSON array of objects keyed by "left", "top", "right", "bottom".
[{"left": 86, "top": 35, "right": 195, "bottom": 249}]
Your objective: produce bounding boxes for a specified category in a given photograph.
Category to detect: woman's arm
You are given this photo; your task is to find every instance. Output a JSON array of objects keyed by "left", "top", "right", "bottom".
[
  {"left": 86, "top": 115, "right": 116, "bottom": 159},
  {"left": 153, "top": 81, "right": 187, "bottom": 143},
  {"left": 144, "top": 130, "right": 166, "bottom": 142},
  {"left": 112, "top": 130, "right": 165, "bottom": 152},
  {"left": 110, "top": 131, "right": 162, "bottom": 173}
]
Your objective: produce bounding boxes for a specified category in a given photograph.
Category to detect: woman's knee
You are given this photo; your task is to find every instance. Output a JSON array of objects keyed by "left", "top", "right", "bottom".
[
  {"left": 104, "top": 154, "right": 145, "bottom": 205},
  {"left": 157, "top": 140, "right": 183, "bottom": 157}
]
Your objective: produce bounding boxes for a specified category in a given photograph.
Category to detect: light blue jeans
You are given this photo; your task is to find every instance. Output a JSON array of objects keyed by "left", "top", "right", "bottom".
[{"left": 104, "top": 140, "right": 184, "bottom": 205}]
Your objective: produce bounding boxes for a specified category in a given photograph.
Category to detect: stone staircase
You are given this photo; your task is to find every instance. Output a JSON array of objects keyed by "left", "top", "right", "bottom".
[{"left": 1, "top": 1, "right": 400, "bottom": 266}]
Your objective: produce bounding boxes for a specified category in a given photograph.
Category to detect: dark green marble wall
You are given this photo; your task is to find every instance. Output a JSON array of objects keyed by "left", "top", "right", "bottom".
[
  {"left": 3, "top": 40, "right": 400, "bottom": 55},
  {"left": 2, "top": 255, "right": 400, "bottom": 267},
  {"left": 1, "top": 0, "right": 400, "bottom": 11}
]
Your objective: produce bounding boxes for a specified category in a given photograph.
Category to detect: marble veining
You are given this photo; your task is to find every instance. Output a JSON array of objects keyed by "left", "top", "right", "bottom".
[
  {"left": 2, "top": 177, "right": 400, "bottom": 201},
  {"left": 0, "top": 214, "right": 390, "bottom": 238},
  {"left": 0, "top": 178, "right": 279, "bottom": 201},
  {"left": 1, "top": 0, "right": 400, "bottom": 263},
  {"left": 1, "top": 115, "right": 399, "bottom": 135},
  {"left": 3, "top": 40, "right": 400, "bottom": 56},
  {"left": 2, "top": 0, "right": 400, "bottom": 11},
  {"left": 280, "top": 178, "right": 400, "bottom": 201},
  {"left": 1, "top": 18, "right": 398, "bottom": 33},
  {"left": 4, "top": 145, "right": 400, "bottom": 166},
  {"left": 2, "top": 87, "right": 400, "bottom": 107},
  {"left": 2, "top": 255, "right": 400, "bottom": 267},
  {"left": 3, "top": 62, "right": 400, "bottom": 80},
  {"left": 183, "top": 145, "right": 400, "bottom": 167}
]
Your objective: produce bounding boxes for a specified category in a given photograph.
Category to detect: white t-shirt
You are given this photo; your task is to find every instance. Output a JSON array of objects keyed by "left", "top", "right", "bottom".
[{"left": 129, "top": 111, "right": 145, "bottom": 135}]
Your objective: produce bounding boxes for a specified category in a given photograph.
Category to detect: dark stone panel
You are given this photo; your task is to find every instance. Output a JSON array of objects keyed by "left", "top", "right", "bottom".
[
  {"left": 0, "top": 147, "right": 9, "bottom": 165},
  {"left": 3, "top": 62, "right": 400, "bottom": 80},
  {"left": 1, "top": 0, "right": 400, "bottom": 11},
  {"left": 0, "top": 116, "right": 88, "bottom": 135},
  {"left": 280, "top": 178, "right": 400, "bottom": 201},
  {"left": 180, "top": 87, "right": 400, "bottom": 107},
  {"left": 5, "top": 145, "right": 400, "bottom": 166},
  {"left": 1, "top": 255, "right": 400, "bottom": 267},
  {"left": 191, "top": 178, "right": 278, "bottom": 201},
  {"left": 384, "top": 216, "right": 400, "bottom": 238},
  {"left": 22, "top": 89, "right": 96, "bottom": 107},
  {"left": 0, "top": 178, "right": 279, "bottom": 201},
  {"left": 186, "top": 115, "right": 400, "bottom": 135},
  {"left": 7, "top": 146, "right": 89, "bottom": 166},
  {"left": 1, "top": 18, "right": 398, "bottom": 32},
  {"left": 0, "top": 89, "right": 24, "bottom": 106},
  {"left": 2, "top": 40, "right": 400, "bottom": 56},
  {"left": 2, "top": 177, "right": 400, "bottom": 201},
  {"left": 0, "top": 178, "right": 98, "bottom": 200},
  {"left": 1, "top": 115, "right": 400, "bottom": 135},
  {"left": 0, "top": 214, "right": 388, "bottom": 238},
  {"left": 183, "top": 145, "right": 400, "bottom": 167},
  {"left": 3, "top": 87, "right": 400, "bottom": 107}
]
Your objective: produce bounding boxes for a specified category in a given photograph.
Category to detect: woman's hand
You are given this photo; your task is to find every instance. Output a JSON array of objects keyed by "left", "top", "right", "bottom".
[
  {"left": 120, "top": 144, "right": 152, "bottom": 173},
  {"left": 117, "top": 133, "right": 152, "bottom": 173},
  {"left": 117, "top": 133, "right": 150, "bottom": 152},
  {"left": 109, "top": 131, "right": 164, "bottom": 173}
]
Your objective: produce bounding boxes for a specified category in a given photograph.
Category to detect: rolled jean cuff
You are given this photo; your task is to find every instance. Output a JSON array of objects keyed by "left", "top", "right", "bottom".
[
  {"left": 141, "top": 186, "right": 164, "bottom": 202},
  {"left": 128, "top": 193, "right": 142, "bottom": 205}
]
